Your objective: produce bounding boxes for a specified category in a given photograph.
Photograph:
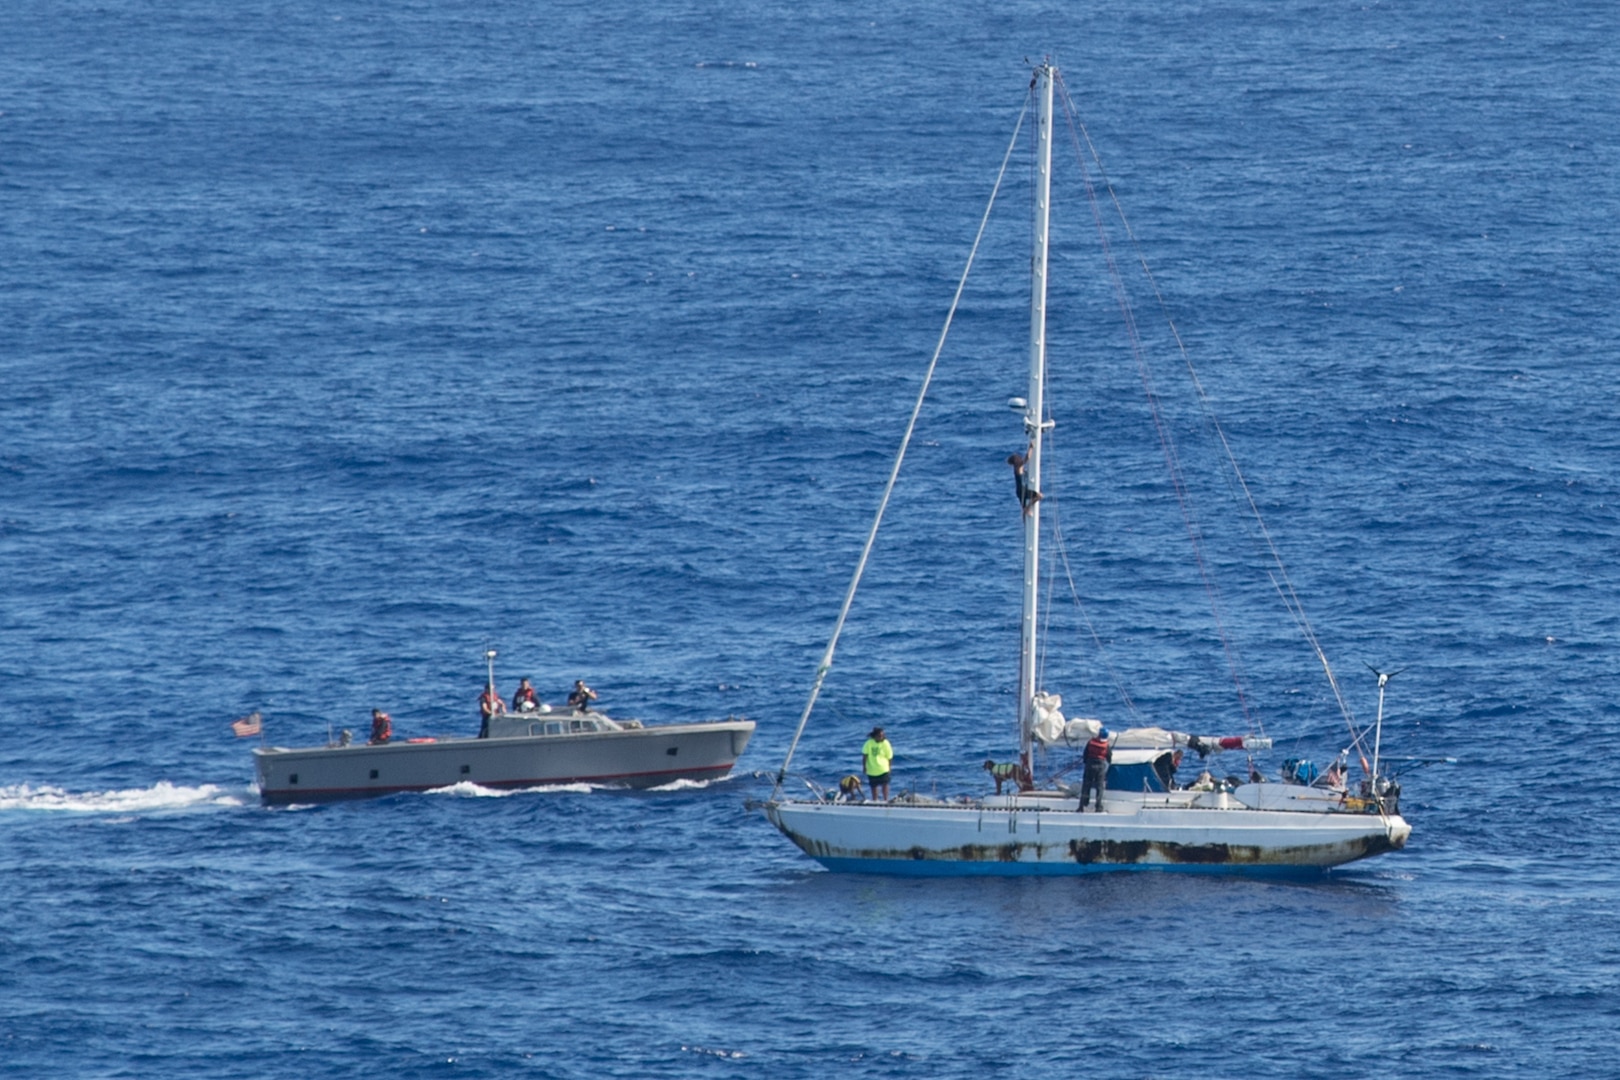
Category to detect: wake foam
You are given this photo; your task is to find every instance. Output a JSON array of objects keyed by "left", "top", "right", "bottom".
[
  {"left": 647, "top": 777, "right": 716, "bottom": 792},
  {"left": 424, "top": 781, "right": 601, "bottom": 797},
  {"left": 424, "top": 781, "right": 510, "bottom": 798},
  {"left": 0, "top": 781, "right": 246, "bottom": 813}
]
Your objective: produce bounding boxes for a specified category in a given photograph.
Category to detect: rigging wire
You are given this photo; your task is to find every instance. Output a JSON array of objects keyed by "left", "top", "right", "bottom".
[
  {"left": 1053, "top": 72, "right": 1365, "bottom": 755},
  {"left": 771, "top": 95, "right": 1032, "bottom": 798},
  {"left": 1053, "top": 73, "right": 1260, "bottom": 736},
  {"left": 1038, "top": 417, "right": 1143, "bottom": 723},
  {"left": 1043, "top": 487, "right": 1144, "bottom": 723}
]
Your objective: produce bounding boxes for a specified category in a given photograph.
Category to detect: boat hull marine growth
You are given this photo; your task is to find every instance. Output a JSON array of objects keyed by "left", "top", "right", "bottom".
[
  {"left": 255, "top": 710, "right": 754, "bottom": 804},
  {"left": 767, "top": 793, "right": 1409, "bottom": 877},
  {"left": 762, "top": 63, "right": 1411, "bottom": 875}
]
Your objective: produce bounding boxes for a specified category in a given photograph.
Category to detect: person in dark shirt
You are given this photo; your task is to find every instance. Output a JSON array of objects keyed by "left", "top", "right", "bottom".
[
  {"left": 1152, "top": 748, "right": 1184, "bottom": 791},
  {"left": 567, "top": 680, "right": 598, "bottom": 711},
  {"left": 1006, "top": 446, "right": 1043, "bottom": 515}
]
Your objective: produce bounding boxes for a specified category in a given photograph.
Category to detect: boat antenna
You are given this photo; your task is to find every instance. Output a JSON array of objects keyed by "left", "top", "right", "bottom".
[
  {"left": 770, "top": 92, "right": 1032, "bottom": 800},
  {"left": 485, "top": 648, "right": 498, "bottom": 699},
  {"left": 1365, "top": 663, "right": 1404, "bottom": 782}
]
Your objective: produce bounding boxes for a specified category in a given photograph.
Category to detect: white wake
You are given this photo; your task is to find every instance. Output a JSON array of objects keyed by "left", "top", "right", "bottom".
[{"left": 0, "top": 781, "right": 246, "bottom": 813}]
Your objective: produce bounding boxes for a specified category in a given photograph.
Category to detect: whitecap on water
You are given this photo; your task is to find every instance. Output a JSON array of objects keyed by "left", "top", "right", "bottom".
[
  {"left": 0, "top": 781, "right": 245, "bottom": 813},
  {"left": 680, "top": 1045, "right": 747, "bottom": 1060}
]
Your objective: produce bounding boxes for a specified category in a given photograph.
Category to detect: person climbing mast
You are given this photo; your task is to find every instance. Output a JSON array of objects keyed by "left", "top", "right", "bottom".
[{"left": 1007, "top": 445, "right": 1043, "bottom": 515}]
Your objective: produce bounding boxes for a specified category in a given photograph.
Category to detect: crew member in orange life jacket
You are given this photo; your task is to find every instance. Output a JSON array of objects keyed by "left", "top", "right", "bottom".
[
  {"left": 511, "top": 677, "right": 539, "bottom": 712},
  {"left": 369, "top": 708, "right": 392, "bottom": 746},
  {"left": 1079, "top": 728, "right": 1112, "bottom": 811},
  {"left": 478, "top": 685, "right": 505, "bottom": 738}
]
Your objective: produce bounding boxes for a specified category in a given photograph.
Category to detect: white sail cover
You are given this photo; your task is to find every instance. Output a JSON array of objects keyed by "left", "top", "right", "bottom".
[
  {"left": 1062, "top": 717, "right": 1102, "bottom": 744},
  {"left": 1031, "top": 693, "right": 1066, "bottom": 745},
  {"left": 1112, "top": 726, "right": 1179, "bottom": 749}
]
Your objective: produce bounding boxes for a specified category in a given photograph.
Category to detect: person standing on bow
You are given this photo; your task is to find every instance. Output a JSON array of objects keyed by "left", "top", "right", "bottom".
[
  {"left": 369, "top": 708, "right": 392, "bottom": 746},
  {"left": 862, "top": 726, "right": 893, "bottom": 802},
  {"left": 478, "top": 684, "right": 505, "bottom": 738},
  {"left": 511, "top": 677, "right": 539, "bottom": 712},
  {"left": 1080, "top": 728, "right": 1112, "bottom": 812}
]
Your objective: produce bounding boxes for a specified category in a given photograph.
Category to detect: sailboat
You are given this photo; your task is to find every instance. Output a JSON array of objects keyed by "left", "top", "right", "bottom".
[{"left": 761, "top": 63, "right": 1412, "bottom": 875}]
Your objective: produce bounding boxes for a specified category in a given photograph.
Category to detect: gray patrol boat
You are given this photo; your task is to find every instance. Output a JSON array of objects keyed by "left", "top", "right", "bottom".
[
  {"left": 255, "top": 709, "right": 754, "bottom": 804},
  {"left": 254, "top": 657, "right": 754, "bottom": 804}
]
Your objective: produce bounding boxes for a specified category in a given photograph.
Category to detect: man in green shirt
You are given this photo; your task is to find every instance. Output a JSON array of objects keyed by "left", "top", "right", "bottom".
[{"left": 862, "top": 726, "right": 893, "bottom": 801}]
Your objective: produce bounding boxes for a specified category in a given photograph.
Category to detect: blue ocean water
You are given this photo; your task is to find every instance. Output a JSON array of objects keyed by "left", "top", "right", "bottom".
[{"left": 4, "top": 0, "right": 1618, "bottom": 1076}]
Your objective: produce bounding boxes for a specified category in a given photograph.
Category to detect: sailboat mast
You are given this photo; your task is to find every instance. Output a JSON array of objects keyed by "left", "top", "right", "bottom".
[{"left": 1019, "top": 63, "right": 1055, "bottom": 772}]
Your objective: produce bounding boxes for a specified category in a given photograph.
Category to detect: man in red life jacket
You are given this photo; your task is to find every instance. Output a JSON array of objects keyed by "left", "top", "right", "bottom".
[
  {"left": 478, "top": 685, "right": 505, "bottom": 738},
  {"left": 1080, "top": 728, "right": 1112, "bottom": 811},
  {"left": 369, "top": 709, "right": 392, "bottom": 745},
  {"left": 511, "top": 677, "right": 539, "bottom": 712}
]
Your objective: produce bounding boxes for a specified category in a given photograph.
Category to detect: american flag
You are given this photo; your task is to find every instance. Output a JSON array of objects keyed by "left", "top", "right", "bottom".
[{"left": 231, "top": 712, "right": 263, "bottom": 738}]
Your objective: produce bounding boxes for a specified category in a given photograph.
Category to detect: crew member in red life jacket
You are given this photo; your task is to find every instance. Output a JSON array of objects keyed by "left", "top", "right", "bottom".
[
  {"left": 1079, "top": 728, "right": 1112, "bottom": 812},
  {"left": 369, "top": 708, "right": 392, "bottom": 746},
  {"left": 511, "top": 677, "right": 539, "bottom": 712},
  {"left": 983, "top": 759, "right": 1032, "bottom": 795},
  {"left": 478, "top": 685, "right": 505, "bottom": 738}
]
